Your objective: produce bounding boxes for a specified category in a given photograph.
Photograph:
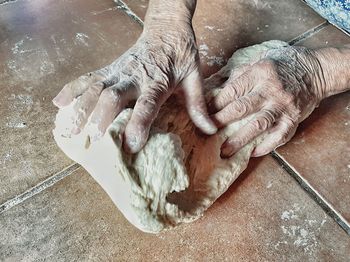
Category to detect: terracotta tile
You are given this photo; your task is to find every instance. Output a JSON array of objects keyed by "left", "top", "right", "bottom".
[
  {"left": 117, "top": 0, "right": 149, "bottom": 20},
  {"left": 276, "top": 25, "right": 350, "bottom": 223},
  {"left": 1, "top": 156, "right": 349, "bottom": 261},
  {"left": 297, "top": 24, "right": 350, "bottom": 48},
  {"left": 120, "top": 0, "right": 325, "bottom": 76},
  {"left": 0, "top": 0, "right": 141, "bottom": 204}
]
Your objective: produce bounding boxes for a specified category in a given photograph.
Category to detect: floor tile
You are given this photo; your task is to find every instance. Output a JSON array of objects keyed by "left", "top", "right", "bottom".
[
  {"left": 117, "top": 0, "right": 148, "bottom": 21},
  {"left": 297, "top": 24, "right": 350, "bottom": 48},
  {"left": 276, "top": 25, "right": 350, "bottom": 223},
  {"left": 1, "top": 156, "right": 349, "bottom": 261},
  {"left": 120, "top": 0, "right": 325, "bottom": 76},
  {"left": 0, "top": 0, "right": 141, "bottom": 204}
]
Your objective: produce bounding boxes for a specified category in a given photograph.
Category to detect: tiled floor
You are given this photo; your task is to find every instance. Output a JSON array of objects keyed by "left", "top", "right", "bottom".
[
  {"left": 121, "top": 0, "right": 326, "bottom": 76},
  {"left": 0, "top": 0, "right": 141, "bottom": 203},
  {"left": 276, "top": 25, "right": 350, "bottom": 224},
  {"left": 0, "top": 0, "right": 349, "bottom": 261},
  {"left": 1, "top": 158, "right": 350, "bottom": 261}
]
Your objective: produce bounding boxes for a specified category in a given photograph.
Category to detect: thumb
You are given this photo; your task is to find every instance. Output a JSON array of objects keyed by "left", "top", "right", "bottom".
[
  {"left": 124, "top": 88, "right": 168, "bottom": 153},
  {"left": 182, "top": 68, "right": 218, "bottom": 135}
]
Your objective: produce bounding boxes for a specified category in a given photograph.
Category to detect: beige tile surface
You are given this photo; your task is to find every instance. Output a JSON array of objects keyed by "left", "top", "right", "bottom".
[
  {"left": 1, "top": 156, "right": 349, "bottom": 261},
  {"left": 277, "top": 25, "right": 350, "bottom": 222},
  {"left": 0, "top": 0, "right": 141, "bottom": 204},
  {"left": 119, "top": 0, "right": 326, "bottom": 76}
]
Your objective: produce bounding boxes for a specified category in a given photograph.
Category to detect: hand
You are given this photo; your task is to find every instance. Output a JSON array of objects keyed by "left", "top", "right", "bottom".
[
  {"left": 53, "top": 1, "right": 216, "bottom": 153},
  {"left": 209, "top": 46, "right": 328, "bottom": 158}
]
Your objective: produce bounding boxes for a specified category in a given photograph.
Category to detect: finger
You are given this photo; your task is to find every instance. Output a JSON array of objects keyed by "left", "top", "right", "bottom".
[
  {"left": 221, "top": 108, "right": 277, "bottom": 158},
  {"left": 124, "top": 88, "right": 169, "bottom": 153},
  {"left": 182, "top": 68, "right": 218, "bottom": 135},
  {"left": 209, "top": 69, "right": 255, "bottom": 113},
  {"left": 88, "top": 81, "right": 137, "bottom": 141},
  {"left": 71, "top": 82, "right": 104, "bottom": 134},
  {"left": 252, "top": 120, "right": 297, "bottom": 157},
  {"left": 204, "top": 64, "right": 251, "bottom": 91},
  {"left": 53, "top": 71, "right": 108, "bottom": 108},
  {"left": 212, "top": 92, "right": 263, "bottom": 127}
]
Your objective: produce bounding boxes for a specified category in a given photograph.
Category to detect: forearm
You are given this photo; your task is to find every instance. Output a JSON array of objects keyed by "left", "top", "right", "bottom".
[
  {"left": 315, "top": 46, "right": 350, "bottom": 98},
  {"left": 144, "top": 0, "right": 197, "bottom": 31}
]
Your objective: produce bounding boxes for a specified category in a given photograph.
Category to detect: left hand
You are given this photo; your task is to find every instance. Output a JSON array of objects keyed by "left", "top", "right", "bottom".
[{"left": 209, "top": 46, "right": 327, "bottom": 158}]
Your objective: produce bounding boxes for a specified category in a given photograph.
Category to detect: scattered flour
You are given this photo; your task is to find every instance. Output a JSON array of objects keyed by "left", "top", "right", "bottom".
[
  {"left": 199, "top": 44, "right": 209, "bottom": 56},
  {"left": 274, "top": 203, "right": 328, "bottom": 255},
  {"left": 91, "top": 7, "right": 118, "bottom": 15},
  {"left": 5, "top": 94, "right": 33, "bottom": 129},
  {"left": 206, "top": 56, "right": 225, "bottom": 67},
  {"left": 0, "top": 150, "right": 13, "bottom": 167},
  {"left": 198, "top": 43, "right": 225, "bottom": 67},
  {"left": 75, "top": 33, "right": 90, "bottom": 47},
  {"left": 6, "top": 121, "right": 27, "bottom": 129},
  {"left": 281, "top": 204, "right": 300, "bottom": 220},
  {"left": 266, "top": 181, "right": 273, "bottom": 189},
  {"left": 8, "top": 37, "right": 55, "bottom": 81}
]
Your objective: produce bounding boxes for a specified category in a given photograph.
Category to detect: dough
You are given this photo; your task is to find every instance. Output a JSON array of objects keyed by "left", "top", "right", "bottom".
[{"left": 53, "top": 40, "right": 289, "bottom": 233}]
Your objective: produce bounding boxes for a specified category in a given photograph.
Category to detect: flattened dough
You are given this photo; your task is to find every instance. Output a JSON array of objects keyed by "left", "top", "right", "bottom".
[{"left": 53, "top": 40, "right": 289, "bottom": 233}]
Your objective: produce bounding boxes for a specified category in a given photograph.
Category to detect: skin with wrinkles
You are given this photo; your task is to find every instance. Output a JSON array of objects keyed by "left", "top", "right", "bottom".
[
  {"left": 53, "top": 0, "right": 350, "bottom": 157},
  {"left": 54, "top": 41, "right": 286, "bottom": 233},
  {"left": 53, "top": 0, "right": 216, "bottom": 153},
  {"left": 209, "top": 46, "right": 350, "bottom": 158}
]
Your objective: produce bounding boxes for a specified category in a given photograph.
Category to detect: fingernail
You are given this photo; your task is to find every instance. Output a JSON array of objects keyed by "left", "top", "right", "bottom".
[
  {"left": 86, "top": 122, "right": 103, "bottom": 142},
  {"left": 52, "top": 93, "right": 64, "bottom": 107},
  {"left": 220, "top": 141, "right": 237, "bottom": 158},
  {"left": 191, "top": 109, "right": 218, "bottom": 135},
  {"left": 124, "top": 134, "right": 141, "bottom": 153},
  {"left": 205, "top": 120, "right": 218, "bottom": 135},
  {"left": 220, "top": 146, "right": 232, "bottom": 158},
  {"left": 71, "top": 126, "right": 81, "bottom": 135}
]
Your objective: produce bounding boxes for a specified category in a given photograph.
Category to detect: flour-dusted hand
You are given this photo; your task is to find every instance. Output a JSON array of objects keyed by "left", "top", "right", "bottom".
[
  {"left": 52, "top": 0, "right": 216, "bottom": 153},
  {"left": 210, "top": 45, "right": 350, "bottom": 158}
]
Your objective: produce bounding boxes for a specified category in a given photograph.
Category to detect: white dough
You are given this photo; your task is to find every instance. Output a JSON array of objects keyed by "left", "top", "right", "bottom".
[{"left": 53, "top": 40, "right": 289, "bottom": 233}]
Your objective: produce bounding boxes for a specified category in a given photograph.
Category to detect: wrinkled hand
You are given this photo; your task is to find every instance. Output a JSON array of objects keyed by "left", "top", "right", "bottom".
[
  {"left": 210, "top": 46, "right": 327, "bottom": 158},
  {"left": 53, "top": 18, "right": 216, "bottom": 153}
]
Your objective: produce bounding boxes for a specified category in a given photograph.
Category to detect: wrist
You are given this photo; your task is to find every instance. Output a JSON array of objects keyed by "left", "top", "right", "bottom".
[
  {"left": 313, "top": 47, "right": 350, "bottom": 99},
  {"left": 143, "top": 0, "right": 196, "bottom": 32}
]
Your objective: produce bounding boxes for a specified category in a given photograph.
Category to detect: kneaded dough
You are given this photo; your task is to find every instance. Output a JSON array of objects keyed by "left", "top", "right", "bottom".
[{"left": 53, "top": 40, "right": 289, "bottom": 233}]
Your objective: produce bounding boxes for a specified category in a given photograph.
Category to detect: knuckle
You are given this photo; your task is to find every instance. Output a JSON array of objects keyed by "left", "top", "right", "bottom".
[
  {"left": 135, "top": 96, "right": 158, "bottom": 119},
  {"left": 281, "top": 91, "right": 295, "bottom": 105},
  {"left": 216, "top": 110, "right": 231, "bottom": 122},
  {"left": 227, "top": 83, "right": 239, "bottom": 96},
  {"left": 251, "top": 119, "right": 267, "bottom": 131},
  {"left": 87, "top": 83, "right": 104, "bottom": 96},
  {"left": 79, "top": 74, "right": 92, "bottom": 83},
  {"left": 279, "top": 131, "right": 290, "bottom": 143},
  {"left": 217, "top": 92, "right": 231, "bottom": 105},
  {"left": 262, "top": 109, "right": 277, "bottom": 122},
  {"left": 252, "top": 111, "right": 275, "bottom": 131},
  {"left": 100, "top": 88, "right": 121, "bottom": 103},
  {"left": 232, "top": 99, "right": 248, "bottom": 116}
]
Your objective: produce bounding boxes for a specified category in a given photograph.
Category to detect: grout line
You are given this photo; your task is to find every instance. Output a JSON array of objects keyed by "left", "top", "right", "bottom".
[
  {"left": 0, "top": 163, "right": 80, "bottom": 214},
  {"left": 288, "top": 21, "right": 329, "bottom": 45},
  {"left": 0, "top": 0, "right": 18, "bottom": 5},
  {"left": 271, "top": 151, "right": 350, "bottom": 236},
  {"left": 113, "top": 0, "right": 144, "bottom": 27},
  {"left": 300, "top": 0, "right": 350, "bottom": 37}
]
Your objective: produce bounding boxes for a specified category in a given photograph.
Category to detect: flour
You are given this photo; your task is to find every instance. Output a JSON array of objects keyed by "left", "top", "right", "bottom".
[
  {"left": 75, "top": 33, "right": 89, "bottom": 47},
  {"left": 54, "top": 40, "right": 289, "bottom": 233}
]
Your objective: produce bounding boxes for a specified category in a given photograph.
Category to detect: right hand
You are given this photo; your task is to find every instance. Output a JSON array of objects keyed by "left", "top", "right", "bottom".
[{"left": 53, "top": 11, "right": 216, "bottom": 153}]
